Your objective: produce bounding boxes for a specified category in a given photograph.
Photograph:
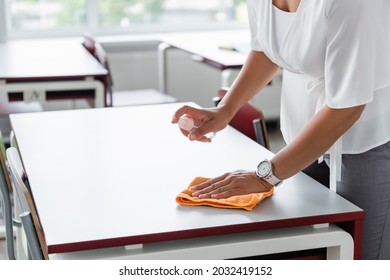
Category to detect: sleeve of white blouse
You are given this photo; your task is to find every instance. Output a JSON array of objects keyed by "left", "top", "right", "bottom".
[
  {"left": 247, "top": 0, "right": 262, "bottom": 52},
  {"left": 324, "top": 0, "right": 375, "bottom": 108}
]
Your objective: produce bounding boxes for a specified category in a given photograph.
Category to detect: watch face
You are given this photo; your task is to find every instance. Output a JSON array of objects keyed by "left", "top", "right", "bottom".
[{"left": 257, "top": 161, "right": 271, "bottom": 177}]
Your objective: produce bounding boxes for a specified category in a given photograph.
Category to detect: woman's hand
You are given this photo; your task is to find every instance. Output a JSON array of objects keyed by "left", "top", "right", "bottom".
[
  {"left": 171, "top": 104, "right": 231, "bottom": 142},
  {"left": 189, "top": 170, "right": 274, "bottom": 199}
]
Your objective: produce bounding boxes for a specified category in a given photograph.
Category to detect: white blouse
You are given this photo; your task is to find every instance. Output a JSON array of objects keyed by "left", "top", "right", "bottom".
[{"left": 247, "top": 0, "right": 390, "bottom": 190}]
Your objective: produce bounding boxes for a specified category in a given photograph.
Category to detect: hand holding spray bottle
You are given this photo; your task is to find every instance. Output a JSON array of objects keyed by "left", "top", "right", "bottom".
[{"left": 178, "top": 116, "right": 216, "bottom": 139}]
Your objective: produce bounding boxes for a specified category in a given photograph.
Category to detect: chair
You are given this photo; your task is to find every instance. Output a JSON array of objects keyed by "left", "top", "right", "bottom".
[
  {"left": 0, "top": 102, "right": 43, "bottom": 144},
  {"left": 0, "top": 130, "right": 18, "bottom": 259},
  {"left": 82, "top": 33, "right": 177, "bottom": 107},
  {"left": 214, "top": 88, "right": 270, "bottom": 149},
  {"left": 6, "top": 147, "right": 48, "bottom": 260}
]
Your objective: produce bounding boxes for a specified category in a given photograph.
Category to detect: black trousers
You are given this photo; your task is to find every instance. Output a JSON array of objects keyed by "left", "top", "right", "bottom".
[{"left": 302, "top": 160, "right": 329, "bottom": 188}]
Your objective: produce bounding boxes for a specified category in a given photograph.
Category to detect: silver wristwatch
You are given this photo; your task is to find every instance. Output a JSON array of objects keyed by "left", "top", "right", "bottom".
[{"left": 256, "top": 159, "right": 283, "bottom": 187}]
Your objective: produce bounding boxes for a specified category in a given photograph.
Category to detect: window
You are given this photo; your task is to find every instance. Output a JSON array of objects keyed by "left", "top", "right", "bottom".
[
  {"left": 4, "top": 0, "right": 248, "bottom": 39},
  {"left": 10, "top": 0, "right": 87, "bottom": 31}
]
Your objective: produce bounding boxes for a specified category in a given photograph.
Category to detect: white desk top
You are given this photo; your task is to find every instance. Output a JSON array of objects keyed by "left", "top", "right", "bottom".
[
  {"left": 0, "top": 39, "right": 107, "bottom": 80},
  {"left": 10, "top": 103, "right": 363, "bottom": 254},
  {"left": 160, "top": 30, "right": 250, "bottom": 69}
]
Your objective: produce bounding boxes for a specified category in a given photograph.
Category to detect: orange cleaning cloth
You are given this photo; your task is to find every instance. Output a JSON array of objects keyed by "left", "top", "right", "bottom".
[{"left": 176, "top": 177, "right": 274, "bottom": 211}]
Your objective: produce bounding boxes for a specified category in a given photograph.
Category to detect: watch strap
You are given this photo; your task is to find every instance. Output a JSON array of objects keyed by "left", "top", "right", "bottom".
[{"left": 264, "top": 174, "right": 283, "bottom": 187}]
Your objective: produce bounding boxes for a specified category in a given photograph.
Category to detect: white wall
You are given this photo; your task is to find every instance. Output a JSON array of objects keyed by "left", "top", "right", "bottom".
[{"left": 108, "top": 50, "right": 159, "bottom": 91}]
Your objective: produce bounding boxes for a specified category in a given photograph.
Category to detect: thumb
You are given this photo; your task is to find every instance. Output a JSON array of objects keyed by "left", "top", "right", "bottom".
[{"left": 188, "top": 122, "right": 217, "bottom": 141}]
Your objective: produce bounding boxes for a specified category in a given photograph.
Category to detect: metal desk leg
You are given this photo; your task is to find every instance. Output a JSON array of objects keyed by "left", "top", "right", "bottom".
[
  {"left": 158, "top": 43, "right": 175, "bottom": 94},
  {"left": 50, "top": 224, "right": 354, "bottom": 260},
  {"left": 20, "top": 212, "right": 43, "bottom": 260}
]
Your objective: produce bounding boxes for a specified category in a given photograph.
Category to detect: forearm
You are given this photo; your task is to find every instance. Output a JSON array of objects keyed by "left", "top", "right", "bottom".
[
  {"left": 218, "top": 50, "right": 280, "bottom": 119},
  {"left": 272, "top": 104, "right": 365, "bottom": 180}
]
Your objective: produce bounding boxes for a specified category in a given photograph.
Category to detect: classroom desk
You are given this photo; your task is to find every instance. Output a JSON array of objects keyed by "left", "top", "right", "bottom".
[
  {"left": 9, "top": 103, "right": 364, "bottom": 259},
  {"left": 158, "top": 30, "right": 249, "bottom": 93},
  {"left": 0, "top": 39, "right": 108, "bottom": 107}
]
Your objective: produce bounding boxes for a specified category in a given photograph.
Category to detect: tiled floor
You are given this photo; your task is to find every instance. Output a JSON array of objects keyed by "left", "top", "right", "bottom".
[{"left": 0, "top": 124, "right": 285, "bottom": 260}]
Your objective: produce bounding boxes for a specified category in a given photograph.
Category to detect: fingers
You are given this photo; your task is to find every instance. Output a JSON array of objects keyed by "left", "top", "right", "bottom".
[
  {"left": 171, "top": 105, "right": 200, "bottom": 124},
  {"left": 189, "top": 171, "right": 273, "bottom": 199},
  {"left": 208, "top": 187, "right": 240, "bottom": 199},
  {"left": 190, "top": 174, "right": 230, "bottom": 198},
  {"left": 189, "top": 174, "right": 227, "bottom": 191},
  {"left": 194, "top": 135, "right": 212, "bottom": 143},
  {"left": 200, "top": 184, "right": 237, "bottom": 199},
  {"left": 193, "top": 181, "right": 240, "bottom": 199},
  {"left": 172, "top": 105, "right": 217, "bottom": 142},
  {"left": 187, "top": 122, "right": 216, "bottom": 142}
]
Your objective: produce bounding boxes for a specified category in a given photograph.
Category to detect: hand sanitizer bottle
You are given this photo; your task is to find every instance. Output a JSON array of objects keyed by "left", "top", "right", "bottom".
[{"left": 178, "top": 116, "right": 215, "bottom": 139}]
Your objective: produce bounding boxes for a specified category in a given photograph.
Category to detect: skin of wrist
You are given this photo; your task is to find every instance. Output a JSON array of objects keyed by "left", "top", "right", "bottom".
[
  {"left": 252, "top": 171, "right": 275, "bottom": 191},
  {"left": 217, "top": 102, "right": 238, "bottom": 123},
  {"left": 270, "top": 158, "right": 284, "bottom": 181}
]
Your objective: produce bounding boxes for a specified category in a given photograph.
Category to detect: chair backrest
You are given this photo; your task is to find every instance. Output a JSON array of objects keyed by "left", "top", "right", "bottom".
[
  {"left": 0, "top": 130, "right": 17, "bottom": 259},
  {"left": 0, "top": 130, "right": 12, "bottom": 192},
  {"left": 6, "top": 147, "right": 48, "bottom": 260},
  {"left": 82, "top": 33, "right": 113, "bottom": 87},
  {"left": 81, "top": 32, "right": 97, "bottom": 56},
  {"left": 216, "top": 88, "right": 269, "bottom": 149},
  {"left": 82, "top": 32, "right": 114, "bottom": 106}
]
